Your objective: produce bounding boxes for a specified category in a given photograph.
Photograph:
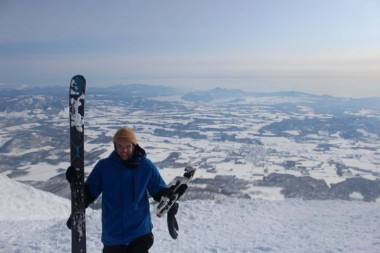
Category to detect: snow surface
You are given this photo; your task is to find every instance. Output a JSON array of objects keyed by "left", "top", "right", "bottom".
[{"left": 1, "top": 175, "right": 380, "bottom": 253}]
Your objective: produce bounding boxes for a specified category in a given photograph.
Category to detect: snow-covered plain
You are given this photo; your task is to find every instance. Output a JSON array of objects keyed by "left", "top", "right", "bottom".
[
  {"left": 1, "top": 175, "right": 380, "bottom": 253},
  {"left": 1, "top": 90, "right": 380, "bottom": 201}
]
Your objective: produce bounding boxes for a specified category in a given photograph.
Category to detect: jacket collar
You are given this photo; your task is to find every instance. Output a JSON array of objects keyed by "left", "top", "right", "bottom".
[{"left": 110, "top": 144, "right": 146, "bottom": 169}]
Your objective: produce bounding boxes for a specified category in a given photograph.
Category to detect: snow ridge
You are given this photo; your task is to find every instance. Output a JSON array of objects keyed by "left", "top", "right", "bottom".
[{"left": 1, "top": 175, "right": 380, "bottom": 253}]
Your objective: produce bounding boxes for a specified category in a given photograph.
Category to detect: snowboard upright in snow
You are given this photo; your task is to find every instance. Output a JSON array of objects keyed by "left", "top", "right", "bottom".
[{"left": 69, "top": 75, "right": 87, "bottom": 253}]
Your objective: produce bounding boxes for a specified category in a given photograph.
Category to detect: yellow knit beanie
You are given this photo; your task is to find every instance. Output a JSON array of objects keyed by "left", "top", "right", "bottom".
[{"left": 112, "top": 126, "right": 137, "bottom": 144}]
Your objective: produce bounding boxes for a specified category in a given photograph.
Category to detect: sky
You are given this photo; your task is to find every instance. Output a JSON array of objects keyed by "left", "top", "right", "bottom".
[{"left": 0, "top": 0, "right": 379, "bottom": 98}]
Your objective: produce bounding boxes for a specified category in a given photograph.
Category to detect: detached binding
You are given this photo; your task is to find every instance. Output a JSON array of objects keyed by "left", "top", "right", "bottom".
[{"left": 156, "top": 166, "right": 196, "bottom": 218}]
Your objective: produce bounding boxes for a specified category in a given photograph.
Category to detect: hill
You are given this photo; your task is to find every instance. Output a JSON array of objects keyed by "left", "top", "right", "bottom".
[{"left": 0, "top": 175, "right": 379, "bottom": 252}]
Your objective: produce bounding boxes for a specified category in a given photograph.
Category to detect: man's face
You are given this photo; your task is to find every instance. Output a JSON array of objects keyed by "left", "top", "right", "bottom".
[{"left": 115, "top": 141, "right": 134, "bottom": 161}]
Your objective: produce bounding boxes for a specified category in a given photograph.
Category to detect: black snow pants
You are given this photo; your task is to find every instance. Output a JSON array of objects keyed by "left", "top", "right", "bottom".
[{"left": 103, "top": 232, "right": 154, "bottom": 253}]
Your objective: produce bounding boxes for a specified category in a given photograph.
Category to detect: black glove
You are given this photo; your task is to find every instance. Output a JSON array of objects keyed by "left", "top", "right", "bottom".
[
  {"left": 65, "top": 166, "right": 77, "bottom": 184},
  {"left": 153, "top": 187, "right": 174, "bottom": 202},
  {"left": 167, "top": 202, "right": 179, "bottom": 239},
  {"left": 66, "top": 213, "right": 87, "bottom": 230},
  {"left": 66, "top": 214, "right": 73, "bottom": 230}
]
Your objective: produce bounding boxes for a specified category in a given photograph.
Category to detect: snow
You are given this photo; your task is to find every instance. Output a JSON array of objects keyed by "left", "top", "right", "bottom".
[
  {"left": 1, "top": 175, "right": 380, "bottom": 252},
  {"left": 0, "top": 175, "right": 70, "bottom": 220},
  {"left": 69, "top": 94, "right": 85, "bottom": 132}
]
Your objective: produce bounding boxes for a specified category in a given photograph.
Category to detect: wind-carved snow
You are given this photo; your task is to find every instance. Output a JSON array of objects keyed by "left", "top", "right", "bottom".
[
  {"left": 1, "top": 175, "right": 380, "bottom": 253},
  {"left": 0, "top": 175, "right": 70, "bottom": 220}
]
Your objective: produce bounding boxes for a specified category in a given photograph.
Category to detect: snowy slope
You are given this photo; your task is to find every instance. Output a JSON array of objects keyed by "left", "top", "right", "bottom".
[{"left": 1, "top": 175, "right": 380, "bottom": 253}]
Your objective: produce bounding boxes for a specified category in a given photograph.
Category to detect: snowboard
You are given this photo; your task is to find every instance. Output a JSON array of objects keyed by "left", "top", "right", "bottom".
[{"left": 69, "top": 75, "right": 87, "bottom": 253}]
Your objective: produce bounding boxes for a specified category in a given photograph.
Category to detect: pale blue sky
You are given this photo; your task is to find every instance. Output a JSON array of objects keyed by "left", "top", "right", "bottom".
[{"left": 1, "top": 0, "right": 379, "bottom": 97}]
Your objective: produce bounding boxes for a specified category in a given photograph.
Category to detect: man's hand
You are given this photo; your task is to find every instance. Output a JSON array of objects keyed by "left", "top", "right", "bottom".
[
  {"left": 153, "top": 187, "right": 174, "bottom": 202},
  {"left": 65, "top": 166, "right": 77, "bottom": 184},
  {"left": 66, "top": 214, "right": 73, "bottom": 230}
]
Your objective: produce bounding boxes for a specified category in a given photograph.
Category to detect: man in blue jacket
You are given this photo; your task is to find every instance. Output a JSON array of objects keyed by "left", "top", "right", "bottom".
[{"left": 66, "top": 126, "right": 173, "bottom": 253}]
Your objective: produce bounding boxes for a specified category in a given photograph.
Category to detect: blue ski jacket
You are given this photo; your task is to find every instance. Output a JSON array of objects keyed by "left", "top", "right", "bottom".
[{"left": 85, "top": 149, "right": 167, "bottom": 246}]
